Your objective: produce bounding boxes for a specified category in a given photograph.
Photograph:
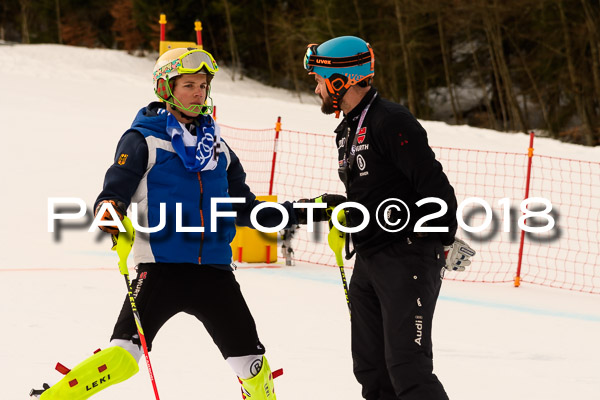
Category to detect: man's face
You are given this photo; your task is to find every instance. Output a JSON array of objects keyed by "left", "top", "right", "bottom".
[
  {"left": 314, "top": 74, "right": 335, "bottom": 115},
  {"left": 172, "top": 73, "right": 209, "bottom": 116}
]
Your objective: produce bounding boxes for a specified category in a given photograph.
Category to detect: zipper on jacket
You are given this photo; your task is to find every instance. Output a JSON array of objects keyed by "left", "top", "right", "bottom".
[{"left": 197, "top": 172, "right": 205, "bottom": 263}]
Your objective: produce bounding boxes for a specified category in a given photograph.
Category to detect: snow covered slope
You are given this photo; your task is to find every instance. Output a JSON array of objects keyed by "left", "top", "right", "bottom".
[{"left": 0, "top": 44, "right": 598, "bottom": 400}]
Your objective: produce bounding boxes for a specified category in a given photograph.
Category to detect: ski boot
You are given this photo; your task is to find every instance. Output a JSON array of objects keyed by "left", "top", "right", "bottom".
[{"left": 238, "top": 356, "right": 283, "bottom": 400}]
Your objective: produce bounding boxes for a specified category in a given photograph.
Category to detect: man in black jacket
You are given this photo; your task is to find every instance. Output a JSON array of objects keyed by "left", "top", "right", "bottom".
[{"left": 303, "top": 36, "right": 475, "bottom": 400}]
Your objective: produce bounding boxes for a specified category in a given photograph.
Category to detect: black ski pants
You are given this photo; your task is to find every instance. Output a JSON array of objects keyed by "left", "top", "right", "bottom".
[
  {"left": 349, "top": 235, "right": 449, "bottom": 400},
  {"left": 111, "top": 262, "right": 265, "bottom": 358}
]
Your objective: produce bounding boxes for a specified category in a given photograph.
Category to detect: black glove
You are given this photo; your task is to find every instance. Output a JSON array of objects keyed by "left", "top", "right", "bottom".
[{"left": 294, "top": 193, "right": 346, "bottom": 224}]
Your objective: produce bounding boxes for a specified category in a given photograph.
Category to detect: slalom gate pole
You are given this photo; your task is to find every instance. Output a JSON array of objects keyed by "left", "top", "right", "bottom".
[
  {"left": 515, "top": 132, "right": 535, "bottom": 287},
  {"left": 113, "top": 216, "right": 160, "bottom": 400},
  {"left": 159, "top": 14, "right": 166, "bottom": 42},
  {"left": 195, "top": 20, "right": 203, "bottom": 48}
]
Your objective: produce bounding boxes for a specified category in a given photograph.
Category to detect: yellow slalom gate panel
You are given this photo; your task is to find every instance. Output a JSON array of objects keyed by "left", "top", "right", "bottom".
[
  {"left": 231, "top": 195, "right": 278, "bottom": 263},
  {"left": 159, "top": 41, "right": 202, "bottom": 56}
]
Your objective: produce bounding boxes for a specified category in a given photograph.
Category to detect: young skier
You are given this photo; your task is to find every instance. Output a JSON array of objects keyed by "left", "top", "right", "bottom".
[{"left": 31, "top": 47, "right": 296, "bottom": 400}]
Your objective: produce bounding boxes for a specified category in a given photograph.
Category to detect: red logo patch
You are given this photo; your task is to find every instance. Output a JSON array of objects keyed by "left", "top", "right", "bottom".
[{"left": 357, "top": 127, "right": 366, "bottom": 144}]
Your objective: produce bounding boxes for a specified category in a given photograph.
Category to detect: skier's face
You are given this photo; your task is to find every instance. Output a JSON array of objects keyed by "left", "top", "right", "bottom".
[
  {"left": 172, "top": 73, "right": 209, "bottom": 115},
  {"left": 314, "top": 75, "right": 335, "bottom": 115}
]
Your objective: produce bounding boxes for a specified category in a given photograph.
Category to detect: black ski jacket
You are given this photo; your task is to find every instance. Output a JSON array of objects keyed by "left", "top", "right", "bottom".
[{"left": 335, "top": 87, "right": 457, "bottom": 256}]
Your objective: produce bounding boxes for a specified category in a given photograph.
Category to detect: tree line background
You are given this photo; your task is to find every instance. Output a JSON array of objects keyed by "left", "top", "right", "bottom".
[{"left": 2, "top": 0, "right": 599, "bottom": 145}]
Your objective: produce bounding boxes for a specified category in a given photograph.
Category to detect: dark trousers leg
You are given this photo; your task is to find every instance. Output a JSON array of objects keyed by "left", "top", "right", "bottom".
[
  {"left": 350, "top": 237, "right": 449, "bottom": 400},
  {"left": 111, "top": 265, "right": 181, "bottom": 350},
  {"left": 350, "top": 260, "right": 397, "bottom": 400},
  {"left": 183, "top": 267, "right": 265, "bottom": 358}
]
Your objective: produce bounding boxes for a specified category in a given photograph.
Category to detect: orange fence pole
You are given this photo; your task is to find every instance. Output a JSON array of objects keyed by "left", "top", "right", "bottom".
[
  {"left": 268, "top": 116, "right": 281, "bottom": 196},
  {"left": 515, "top": 132, "right": 535, "bottom": 287}
]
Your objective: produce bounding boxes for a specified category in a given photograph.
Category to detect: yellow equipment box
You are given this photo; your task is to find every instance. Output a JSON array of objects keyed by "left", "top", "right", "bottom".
[{"left": 230, "top": 195, "right": 278, "bottom": 263}]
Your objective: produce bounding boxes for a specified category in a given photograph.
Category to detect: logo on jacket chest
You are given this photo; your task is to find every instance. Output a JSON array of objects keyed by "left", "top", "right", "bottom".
[
  {"left": 350, "top": 127, "right": 369, "bottom": 155},
  {"left": 357, "top": 127, "right": 367, "bottom": 143},
  {"left": 350, "top": 143, "right": 370, "bottom": 155},
  {"left": 356, "top": 154, "right": 367, "bottom": 171}
]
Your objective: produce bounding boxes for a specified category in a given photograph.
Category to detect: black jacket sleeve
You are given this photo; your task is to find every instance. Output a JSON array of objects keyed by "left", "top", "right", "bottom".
[
  {"left": 377, "top": 113, "right": 458, "bottom": 245},
  {"left": 223, "top": 141, "right": 298, "bottom": 228},
  {"left": 94, "top": 130, "right": 148, "bottom": 211}
]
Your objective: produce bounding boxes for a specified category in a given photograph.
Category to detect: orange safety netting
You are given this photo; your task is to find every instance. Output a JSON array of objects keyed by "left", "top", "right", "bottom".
[{"left": 220, "top": 124, "right": 600, "bottom": 294}]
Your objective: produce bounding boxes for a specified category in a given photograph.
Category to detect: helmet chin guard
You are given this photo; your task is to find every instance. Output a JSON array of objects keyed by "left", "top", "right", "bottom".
[{"left": 323, "top": 73, "right": 373, "bottom": 115}]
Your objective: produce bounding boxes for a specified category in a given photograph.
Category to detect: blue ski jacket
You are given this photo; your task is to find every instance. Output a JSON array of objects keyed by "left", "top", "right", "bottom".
[{"left": 96, "top": 102, "right": 296, "bottom": 268}]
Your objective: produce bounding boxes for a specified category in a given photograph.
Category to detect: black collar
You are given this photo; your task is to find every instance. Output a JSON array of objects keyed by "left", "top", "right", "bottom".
[
  {"left": 335, "top": 87, "right": 378, "bottom": 134},
  {"left": 345, "top": 87, "right": 378, "bottom": 123}
]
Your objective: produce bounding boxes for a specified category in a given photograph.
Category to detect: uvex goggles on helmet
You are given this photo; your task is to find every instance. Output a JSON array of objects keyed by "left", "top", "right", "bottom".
[{"left": 303, "top": 44, "right": 373, "bottom": 74}]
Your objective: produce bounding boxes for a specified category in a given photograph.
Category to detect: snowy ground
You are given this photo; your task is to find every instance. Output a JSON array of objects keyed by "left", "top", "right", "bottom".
[
  {"left": 1, "top": 44, "right": 599, "bottom": 399},
  {"left": 7, "top": 264, "right": 600, "bottom": 399}
]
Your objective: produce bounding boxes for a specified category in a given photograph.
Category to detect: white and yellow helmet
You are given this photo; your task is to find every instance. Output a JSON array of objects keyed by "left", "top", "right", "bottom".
[{"left": 152, "top": 47, "right": 219, "bottom": 115}]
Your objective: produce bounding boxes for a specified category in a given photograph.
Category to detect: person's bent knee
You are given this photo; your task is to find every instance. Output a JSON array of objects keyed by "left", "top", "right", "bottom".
[{"left": 110, "top": 338, "right": 144, "bottom": 363}]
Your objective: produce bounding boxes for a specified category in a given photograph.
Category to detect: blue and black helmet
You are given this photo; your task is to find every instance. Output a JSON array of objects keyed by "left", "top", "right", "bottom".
[{"left": 304, "top": 36, "right": 375, "bottom": 111}]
